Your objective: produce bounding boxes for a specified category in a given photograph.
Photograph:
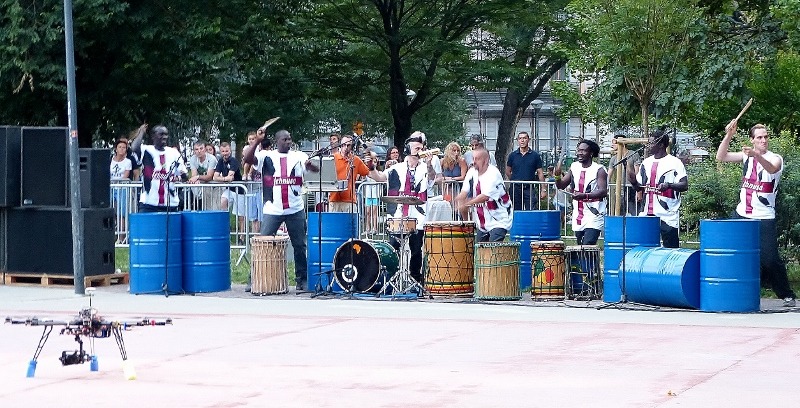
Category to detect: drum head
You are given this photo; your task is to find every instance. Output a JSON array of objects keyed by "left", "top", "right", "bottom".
[{"left": 333, "top": 240, "right": 382, "bottom": 292}]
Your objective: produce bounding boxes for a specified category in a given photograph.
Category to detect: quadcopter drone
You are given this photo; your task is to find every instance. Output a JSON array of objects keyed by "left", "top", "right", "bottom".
[{"left": 5, "top": 288, "right": 171, "bottom": 379}]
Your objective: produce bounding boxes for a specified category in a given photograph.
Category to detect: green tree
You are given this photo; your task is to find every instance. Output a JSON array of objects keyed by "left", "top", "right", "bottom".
[
  {"left": 474, "top": 0, "right": 574, "bottom": 170},
  {"left": 308, "top": 0, "right": 503, "bottom": 149}
]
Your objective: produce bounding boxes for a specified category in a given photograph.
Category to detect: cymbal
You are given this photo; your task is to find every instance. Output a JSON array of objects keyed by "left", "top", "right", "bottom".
[
  {"left": 381, "top": 195, "right": 424, "bottom": 206},
  {"left": 260, "top": 117, "right": 280, "bottom": 130}
]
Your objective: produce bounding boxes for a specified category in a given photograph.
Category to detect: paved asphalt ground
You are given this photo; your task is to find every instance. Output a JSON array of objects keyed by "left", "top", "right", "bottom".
[{"left": 1, "top": 283, "right": 798, "bottom": 407}]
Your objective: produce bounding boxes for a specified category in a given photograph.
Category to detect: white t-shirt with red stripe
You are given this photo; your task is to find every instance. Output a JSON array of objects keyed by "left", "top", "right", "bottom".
[
  {"left": 736, "top": 151, "right": 782, "bottom": 220},
  {"left": 461, "top": 166, "right": 513, "bottom": 232},
  {"left": 255, "top": 150, "right": 309, "bottom": 216},
  {"left": 569, "top": 161, "right": 606, "bottom": 232},
  {"left": 635, "top": 154, "right": 687, "bottom": 228},
  {"left": 383, "top": 160, "right": 430, "bottom": 230},
  {"left": 139, "top": 145, "right": 187, "bottom": 207}
]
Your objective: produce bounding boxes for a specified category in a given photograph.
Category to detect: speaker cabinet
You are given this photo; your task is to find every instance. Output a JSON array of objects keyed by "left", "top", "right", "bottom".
[
  {"left": 79, "top": 148, "right": 111, "bottom": 208},
  {"left": 21, "top": 127, "right": 68, "bottom": 207},
  {"left": 6, "top": 207, "right": 115, "bottom": 276},
  {"left": 0, "top": 126, "right": 22, "bottom": 207}
]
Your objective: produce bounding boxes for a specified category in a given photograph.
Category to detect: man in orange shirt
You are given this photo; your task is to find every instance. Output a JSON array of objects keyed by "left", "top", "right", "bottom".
[{"left": 329, "top": 134, "right": 370, "bottom": 213}]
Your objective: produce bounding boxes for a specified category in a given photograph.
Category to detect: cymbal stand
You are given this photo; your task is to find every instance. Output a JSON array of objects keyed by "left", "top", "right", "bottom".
[{"left": 380, "top": 228, "right": 423, "bottom": 296}]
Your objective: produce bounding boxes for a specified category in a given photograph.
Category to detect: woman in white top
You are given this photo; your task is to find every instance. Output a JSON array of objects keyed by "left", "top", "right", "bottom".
[{"left": 110, "top": 139, "right": 132, "bottom": 242}]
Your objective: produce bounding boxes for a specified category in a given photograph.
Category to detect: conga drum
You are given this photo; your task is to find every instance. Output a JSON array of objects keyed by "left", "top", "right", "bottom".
[
  {"left": 250, "top": 235, "right": 290, "bottom": 295},
  {"left": 424, "top": 221, "right": 475, "bottom": 294},
  {"left": 474, "top": 242, "right": 521, "bottom": 300},
  {"left": 530, "top": 240, "right": 566, "bottom": 298},
  {"left": 565, "top": 245, "right": 602, "bottom": 300}
]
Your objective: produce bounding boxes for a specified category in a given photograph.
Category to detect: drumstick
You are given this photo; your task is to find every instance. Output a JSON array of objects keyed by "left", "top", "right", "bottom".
[{"left": 734, "top": 98, "right": 753, "bottom": 122}]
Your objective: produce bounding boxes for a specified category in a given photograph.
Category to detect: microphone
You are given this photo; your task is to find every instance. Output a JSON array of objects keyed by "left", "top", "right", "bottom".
[{"left": 416, "top": 148, "right": 440, "bottom": 158}]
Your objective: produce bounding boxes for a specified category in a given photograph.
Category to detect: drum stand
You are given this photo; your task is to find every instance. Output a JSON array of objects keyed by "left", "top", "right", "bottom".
[{"left": 380, "top": 230, "right": 423, "bottom": 297}]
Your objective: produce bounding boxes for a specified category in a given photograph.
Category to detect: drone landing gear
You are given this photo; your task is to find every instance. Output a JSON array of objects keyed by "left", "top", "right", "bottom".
[{"left": 26, "top": 325, "right": 54, "bottom": 378}]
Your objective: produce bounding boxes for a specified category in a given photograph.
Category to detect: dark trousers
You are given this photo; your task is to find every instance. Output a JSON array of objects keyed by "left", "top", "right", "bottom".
[
  {"left": 732, "top": 214, "right": 795, "bottom": 299},
  {"left": 478, "top": 228, "right": 507, "bottom": 243},
  {"left": 576, "top": 228, "right": 601, "bottom": 245},
  {"left": 660, "top": 220, "right": 680, "bottom": 248},
  {"left": 390, "top": 230, "right": 424, "bottom": 282},
  {"left": 261, "top": 210, "right": 308, "bottom": 284},
  {"left": 138, "top": 203, "right": 179, "bottom": 213}
]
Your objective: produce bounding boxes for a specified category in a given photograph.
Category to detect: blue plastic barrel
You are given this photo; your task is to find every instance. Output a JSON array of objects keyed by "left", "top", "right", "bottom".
[
  {"left": 129, "top": 213, "right": 183, "bottom": 294},
  {"left": 182, "top": 211, "right": 231, "bottom": 293},
  {"left": 307, "top": 212, "right": 358, "bottom": 292},
  {"left": 509, "top": 210, "right": 561, "bottom": 290},
  {"left": 622, "top": 247, "right": 700, "bottom": 308},
  {"left": 700, "top": 219, "right": 760, "bottom": 312},
  {"left": 603, "top": 216, "right": 661, "bottom": 302}
]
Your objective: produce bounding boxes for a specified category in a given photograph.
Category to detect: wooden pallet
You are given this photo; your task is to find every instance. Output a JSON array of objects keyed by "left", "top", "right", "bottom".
[{"left": 2, "top": 272, "right": 130, "bottom": 287}]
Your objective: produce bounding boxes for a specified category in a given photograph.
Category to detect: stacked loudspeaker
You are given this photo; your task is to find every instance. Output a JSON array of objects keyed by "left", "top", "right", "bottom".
[{"left": 0, "top": 126, "right": 114, "bottom": 277}]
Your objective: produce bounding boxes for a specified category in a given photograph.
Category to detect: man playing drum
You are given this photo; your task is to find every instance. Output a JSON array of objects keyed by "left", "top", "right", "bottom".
[
  {"left": 455, "top": 148, "right": 513, "bottom": 242},
  {"left": 555, "top": 140, "right": 608, "bottom": 245},
  {"left": 366, "top": 133, "right": 437, "bottom": 282}
]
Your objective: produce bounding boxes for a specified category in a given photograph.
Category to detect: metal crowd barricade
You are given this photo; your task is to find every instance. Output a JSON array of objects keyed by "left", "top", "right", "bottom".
[{"left": 111, "top": 182, "right": 253, "bottom": 263}]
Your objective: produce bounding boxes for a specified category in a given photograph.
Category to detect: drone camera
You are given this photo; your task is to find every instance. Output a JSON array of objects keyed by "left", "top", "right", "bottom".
[{"left": 60, "top": 350, "right": 88, "bottom": 366}]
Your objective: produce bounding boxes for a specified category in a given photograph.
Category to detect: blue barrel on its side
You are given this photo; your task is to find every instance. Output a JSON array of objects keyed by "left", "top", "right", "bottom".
[
  {"left": 700, "top": 219, "right": 760, "bottom": 312},
  {"left": 509, "top": 210, "right": 561, "bottom": 290},
  {"left": 130, "top": 213, "right": 183, "bottom": 294},
  {"left": 307, "top": 212, "right": 358, "bottom": 292},
  {"left": 603, "top": 216, "right": 661, "bottom": 302},
  {"left": 622, "top": 247, "right": 700, "bottom": 309},
  {"left": 182, "top": 211, "right": 231, "bottom": 293}
]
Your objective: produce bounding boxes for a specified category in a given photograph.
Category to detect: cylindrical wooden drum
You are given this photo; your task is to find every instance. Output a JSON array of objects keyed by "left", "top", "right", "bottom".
[
  {"left": 251, "top": 235, "right": 290, "bottom": 295},
  {"left": 565, "top": 245, "right": 602, "bottom": 300},
  {"left": 530, "top": 240, "right": 566, "bottom": 297},
  {"left": 474, "top": 242, "right": 521, "bottom": 300},
  {"left": 424, "top": 221, "right": 475, "bottom": 294}
]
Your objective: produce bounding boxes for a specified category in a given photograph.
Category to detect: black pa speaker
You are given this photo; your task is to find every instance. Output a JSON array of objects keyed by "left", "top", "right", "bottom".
[
  {"left": 79, "top": 148, "right": 111, "bottom": 208},
  {"left": 21, "top": 127, "right": 68, "bottom": 207},
  {"left": 6, "top": 207, "right": 115, "bottom": 276},
  {"left": 0, "top": 126, "right": 22, "bottom": 207}
]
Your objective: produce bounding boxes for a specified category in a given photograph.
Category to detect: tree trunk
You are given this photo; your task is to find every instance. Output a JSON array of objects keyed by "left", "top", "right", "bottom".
[
  {"left": 495, "top": 90, "right": 525, "bottom": 172},
  {"left": 641, "top": 102, "right": 649, "bottom": 140}
]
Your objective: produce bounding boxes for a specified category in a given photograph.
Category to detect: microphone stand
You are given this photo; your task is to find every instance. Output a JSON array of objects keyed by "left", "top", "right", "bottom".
[
  {"left": 310, "top": 142, "right": 338, "bottom": 298},
  {"left": 162, "top": 159, "right": 182, "bottom": 297},
  {"left": 597, "top": 146, "right": 654, "bottom": 310}
]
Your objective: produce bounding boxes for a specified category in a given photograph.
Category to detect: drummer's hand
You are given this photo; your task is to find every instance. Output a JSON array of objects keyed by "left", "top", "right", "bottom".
[
  {"left": 724, "top": 118, "right": 737, "bottom": 138},
  {"left": 255, "top": 127, "right": 266, "bottom": 141}
]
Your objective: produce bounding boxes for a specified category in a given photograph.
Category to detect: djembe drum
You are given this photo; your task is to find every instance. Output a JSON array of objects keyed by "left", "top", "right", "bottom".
[
  {"left": 565, "top": 245, "right": 602, "bottom": 300},
  {"left": 424, "top": 221, "right": 475, "bottom": 294},
  {"left": 530, "top": 240, "right": 566, "bottom": 298},
  {"left": 250, "top": 235, "right": 290, "bottom": 295},
  {"left": 474, "top": 241, "right": 521, "bottom": 300}
]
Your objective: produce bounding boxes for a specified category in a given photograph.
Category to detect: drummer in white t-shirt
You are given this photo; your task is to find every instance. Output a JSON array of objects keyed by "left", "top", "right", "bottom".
[
  {"left": 243, "top": 128, "right": 319, "bottom": 291},
  {"left": 455, "top": 147, "right": 513, "bottom": 242}
]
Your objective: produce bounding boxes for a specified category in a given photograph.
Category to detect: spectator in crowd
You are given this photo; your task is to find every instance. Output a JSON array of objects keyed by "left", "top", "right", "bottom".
[
  {"left": 385, "top": 146, "right": 401, "bottom": 169},
  {"left": 555, "top": 140, "right": 607, "bottom": 245},
  {"left": 464, "top": 134, "right": 497, "bottom": 168},
  {"left": 187, "top": 140, "right": 218, "bottom": 210},
  {"left": 116, "top": 136, "right": 141, "bottom": 180},
  {"left": 506, "top": 131, "right": 545, "bottom": 210},
  {"left": 205, "top": 142, "right": 221, "bottom": 162},
  {"left": 131, "top": 124, "right": 188, "bottom": 212},
  {"left": 243, "top": 129, "right": 319, "bottom": 291},
  {"left": 441, "top": 141, "right": 468, "bottom": 204},
  {"left": 361, "top": 149, "right": 382, "bottom": 235},
  {"left": 110, "top": 139, "right": 132, "bottom": 242},
  {"left": 329, "top": 134, "right": 371, "bottom": 213},
  {"left": 214, "top": 142, "right": 246, "bottom": 241},
  {"left": 716, "top": 119, "right": 796, "bottom": 307}
]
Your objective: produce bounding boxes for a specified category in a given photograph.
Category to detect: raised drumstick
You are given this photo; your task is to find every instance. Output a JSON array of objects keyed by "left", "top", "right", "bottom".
[{"left": 734, "top": 98, "right": 753, "bottom": 122}]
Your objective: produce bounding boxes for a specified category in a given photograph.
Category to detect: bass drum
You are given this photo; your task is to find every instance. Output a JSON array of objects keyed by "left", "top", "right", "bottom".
[{"left": 334, "top": 239, "right": 399, "bottom": 293}]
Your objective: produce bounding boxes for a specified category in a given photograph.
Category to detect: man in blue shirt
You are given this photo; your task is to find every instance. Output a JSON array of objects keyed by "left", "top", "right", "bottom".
[{"left": 505, "top": 131, "right": 544, "bottom": 210}]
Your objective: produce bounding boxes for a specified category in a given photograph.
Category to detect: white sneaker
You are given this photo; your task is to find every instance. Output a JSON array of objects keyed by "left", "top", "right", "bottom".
[{"left": 783, "top": 297, "right": 796, "bottom": 307}]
